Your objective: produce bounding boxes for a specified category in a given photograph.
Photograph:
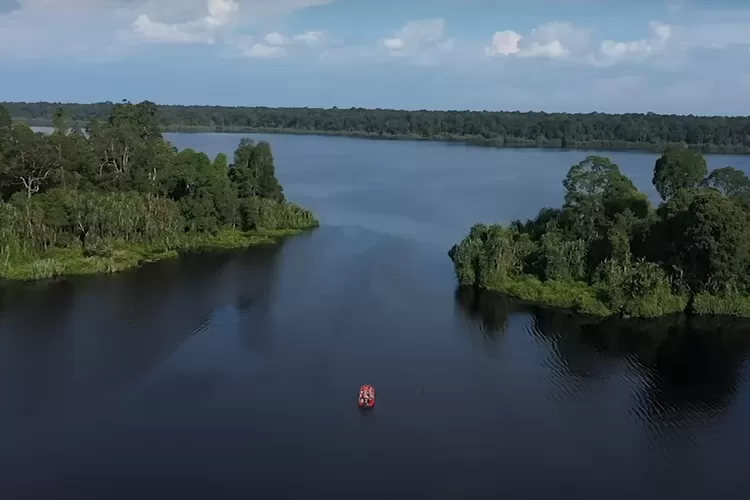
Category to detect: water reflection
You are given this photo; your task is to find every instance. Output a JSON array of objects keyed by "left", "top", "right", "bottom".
[
  {"left": 454, "top": 287, "right": 750, "bottom": 445},
  {"left": 454, "top": 287, "right": 511, "bottom": 341},
  {"left": 0, "top": 243, "right": 286, "bottom": 431}
]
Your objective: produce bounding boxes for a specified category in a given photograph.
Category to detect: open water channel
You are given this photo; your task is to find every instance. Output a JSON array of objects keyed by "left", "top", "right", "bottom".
[{"left": 1, "top": 132, "right": 749, "bottom": 499}]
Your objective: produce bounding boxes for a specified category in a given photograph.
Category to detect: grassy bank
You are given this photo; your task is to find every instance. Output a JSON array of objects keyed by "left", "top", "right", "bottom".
[
  {"left": 467, "top": 276, "right": 690, "bottom": 319},
  {"left": 465, "top": 275, "right": 750, "bottom": 319},
  {"left": 0, "top": 227, "right": 314, "bottom": 282}
]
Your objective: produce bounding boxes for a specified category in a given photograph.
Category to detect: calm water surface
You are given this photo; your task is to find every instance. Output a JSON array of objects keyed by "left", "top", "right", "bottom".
[{"left": 2, "top": 133, "right": 750, "bottom": 499}]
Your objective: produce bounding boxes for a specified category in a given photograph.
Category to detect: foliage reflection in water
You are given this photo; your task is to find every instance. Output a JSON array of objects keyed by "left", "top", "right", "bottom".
[{"left": 455, "top": 285, "right": 750, "bottom": 441}]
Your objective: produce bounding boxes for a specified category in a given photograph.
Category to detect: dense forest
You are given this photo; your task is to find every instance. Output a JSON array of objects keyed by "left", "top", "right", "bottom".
[
  {"left": 4, "top": 101, "right": 750, "bottom": 154},
  {"left": 0, "top": 100, "right": 317, "bottom": 281},
  {"left": 449, "top": 149, "right": 750, "bottom": 318}
]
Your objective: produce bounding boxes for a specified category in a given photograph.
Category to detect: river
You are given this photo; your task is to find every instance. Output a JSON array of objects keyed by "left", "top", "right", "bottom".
[{"left": 1, "top": 133, "right": 750, "bottom": 499}]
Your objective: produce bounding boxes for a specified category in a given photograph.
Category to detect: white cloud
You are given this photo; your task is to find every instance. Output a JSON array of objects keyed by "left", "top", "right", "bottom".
[
  {"left": 486, "top": 22, "right": 589, "bottom": 60},
  {"left": 260, "top": 30, "right": 327, "bottom": 47},
  {"left": 595, "top": 20, "right": 672, "bottom": 64},
  {"left": 379, "top": 18, "right": 455, "bottom": 65},
  {"left": 381, "top": 19, "right": 453, "bottom": 57},
  {"left": 264, "top": 31, "right": 289, "bottom": 45},
  {"left": 232, "top": 29, "right": 333, "bottom": 58},
  {"left": 127, "top": 0, "right": 238, "bottom": 45},
  {"left": 293, "top": 31, "right": 327, "bottom": 45},
  {"left": 207, "top": 0, "right": 237, "bottom": 24},
  {"left": 383, "top": 38, "right": 404, "bottom": 50},
  {"left": 485, "top": 30, "right": 521, "bottom": 56},
  {"left": 0, "top": 0, "right": 338, "bottom": 58},
  {"left": 130, "top": 13, "right": 220, "bottom": 44},
  {"left": 485, "top": 16, "right": 750, "bottom": 69},
  {"left": 242, "top": 42, "right": 287, "bottom": 58}
]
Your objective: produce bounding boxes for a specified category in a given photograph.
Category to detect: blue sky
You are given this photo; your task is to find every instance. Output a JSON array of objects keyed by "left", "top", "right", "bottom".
[{"left": 1, "top": 0, "right": 749, "bottom": 115}]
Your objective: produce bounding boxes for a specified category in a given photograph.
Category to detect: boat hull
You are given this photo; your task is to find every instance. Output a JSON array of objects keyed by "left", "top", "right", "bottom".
[{"left": 358, "top": 385, "right": 376, "bottom": 408}]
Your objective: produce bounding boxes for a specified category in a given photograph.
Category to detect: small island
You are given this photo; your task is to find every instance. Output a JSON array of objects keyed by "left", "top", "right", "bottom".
[
  {"left": 0, "top": 100, "right": 318, "bottom": 281},
  {"left": 449, "top": 149, "right": 750, "bottom": 318}
]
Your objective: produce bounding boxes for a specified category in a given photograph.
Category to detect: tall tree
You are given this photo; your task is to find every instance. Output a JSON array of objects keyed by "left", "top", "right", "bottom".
[
  {"left": 672, "top": 190, "right": 750, "bottom": 292},
  {"left": 701, "top": 166, "right": 750, "bottom": 202},
  {"left": 228, "top": 138, "right": 258, "bottom": 199},
  {"left": 560, "top": 155, "right": 642, "bottom": 241},
  {"left": 0, "top": 105, "right": 11, "bottom": 138},
  {"left": 3, "top": 125, "right": 54, "bottom": 198},
  {"left": 52, "top": 107, "right": 69, "bottom": 135},
  {"left": 253, "top": 141, "right": 284, "bottom": 202},
  {"left": 653, "top": 147, "right": 708, "bottom": 201}
]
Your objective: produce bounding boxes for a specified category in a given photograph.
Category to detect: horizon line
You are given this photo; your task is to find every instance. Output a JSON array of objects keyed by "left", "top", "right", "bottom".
[{"left": 2, "top": 100, "right": 749, "bottom": 120}]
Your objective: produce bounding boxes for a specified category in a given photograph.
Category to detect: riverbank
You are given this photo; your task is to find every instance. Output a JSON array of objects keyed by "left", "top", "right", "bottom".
[
  {"left": 465, "top": 276, "right": 750, "bottom": 318},
  {"left": 19, "top": 119, "right": 750, "bottom": 155},
  {"left": 457, "top": 275, "right": 690, "bottom": 319},
  {"left": 0, "top": 227, "right": 316, "bottom": 282}
]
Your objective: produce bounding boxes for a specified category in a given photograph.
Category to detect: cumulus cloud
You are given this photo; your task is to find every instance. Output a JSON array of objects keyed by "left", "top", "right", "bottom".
[
  {"left": 485, "top": 30, "right": 522, "bottom": 56},
  {"left": 127, "top": 0, "right": 240, "bottom": 45},
  {"left": 293, "top": 31, "right": 327, "bottom": 45},
  {"left": 486, "top": 15, "right": 750, "bottom": 69},
  {"left": 381, "top": 19, "right": 454, "bottom": 57},
  {"left": 261, "top": 30, "right": 328, "bottom": 47},
  {"left": 319, "top": 19, "right": 456, "bottom": 67},
  {"left": 485, "top": 22, "right": 590, "bottom": 60},
  {"left": 264, "top": 31, "right": 289, "bottom": 46},
  {"left": 232, "top": 29, "right": 333, "bottom": 58},
  {"left": 242, "top": 42, "right": 287, "bottom": 58},
  {"left": 0, "top": 0, "right": 337, "bottom": 58},
  {"left": 124, "top": 0, "right": 337, "bottom": 57},
  {"left": 594, "top": 21, "right": 672, "bottom": 64},
  {"left": 131, "top": 14, "right": 215, "bottom": 44}
]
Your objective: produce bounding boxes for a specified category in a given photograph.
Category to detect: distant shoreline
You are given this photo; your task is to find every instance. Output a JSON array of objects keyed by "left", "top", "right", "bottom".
[
  {"left": 21, "top": 120, "right": 750, "bottom": 156},
  {"left": 7, "top": 99, "right": 750, "bottom": 156}
]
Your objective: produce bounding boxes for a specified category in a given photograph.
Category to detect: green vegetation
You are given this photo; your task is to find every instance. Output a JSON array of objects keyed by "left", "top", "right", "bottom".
[
  {"left": 0, "top": 101, "right": 318, "bottom": 281},
  {"left": 4, "top": 100, "right": 750, "bottom": 154},
  {"left": 449, "top": 150, "right": 750, "bottom": 318}
]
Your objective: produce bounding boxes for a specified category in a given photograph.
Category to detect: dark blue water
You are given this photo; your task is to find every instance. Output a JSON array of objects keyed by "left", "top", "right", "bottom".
[{"left": 1, "top": 134, "right": 750, "bottom": 499}]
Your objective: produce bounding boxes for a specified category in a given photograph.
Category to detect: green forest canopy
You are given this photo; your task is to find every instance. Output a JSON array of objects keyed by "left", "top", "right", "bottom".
[
  {"left": 0, "top": 101, "right": 317, "bottom": 281},
  {"left": 449, "top": 148, "right": 750, "bottom": 318},
  {"left": 3, "top": 100, "right": 750, "bottom": 153}
]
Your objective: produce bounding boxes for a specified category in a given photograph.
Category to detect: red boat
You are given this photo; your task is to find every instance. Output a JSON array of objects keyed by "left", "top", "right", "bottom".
[{"left": 358, "top": 384, "right": 376, "bottom": 408}]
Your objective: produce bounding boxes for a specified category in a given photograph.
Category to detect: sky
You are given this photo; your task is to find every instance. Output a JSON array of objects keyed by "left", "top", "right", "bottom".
[{"left": 1, "top": 0, "right": 749, "bottom": 115}]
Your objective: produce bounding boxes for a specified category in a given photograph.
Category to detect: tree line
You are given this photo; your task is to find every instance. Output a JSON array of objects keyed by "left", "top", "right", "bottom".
[
  {"left": 3, "top": 100, "right": 750, "bottom": 154},
  {"left": 449, "top": 148, "right": 750, "bottom": 318},
  {"left": 0, "top": 100, "right": 317, "bottom": 280}
]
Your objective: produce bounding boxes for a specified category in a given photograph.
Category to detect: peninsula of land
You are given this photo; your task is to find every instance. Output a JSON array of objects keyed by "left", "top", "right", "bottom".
[
  {"left": 449, "top": 149, "right": 750, "bottom": 318},
  {"left": 0, "top": 101, "right": 318, "bottom": 281}
]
